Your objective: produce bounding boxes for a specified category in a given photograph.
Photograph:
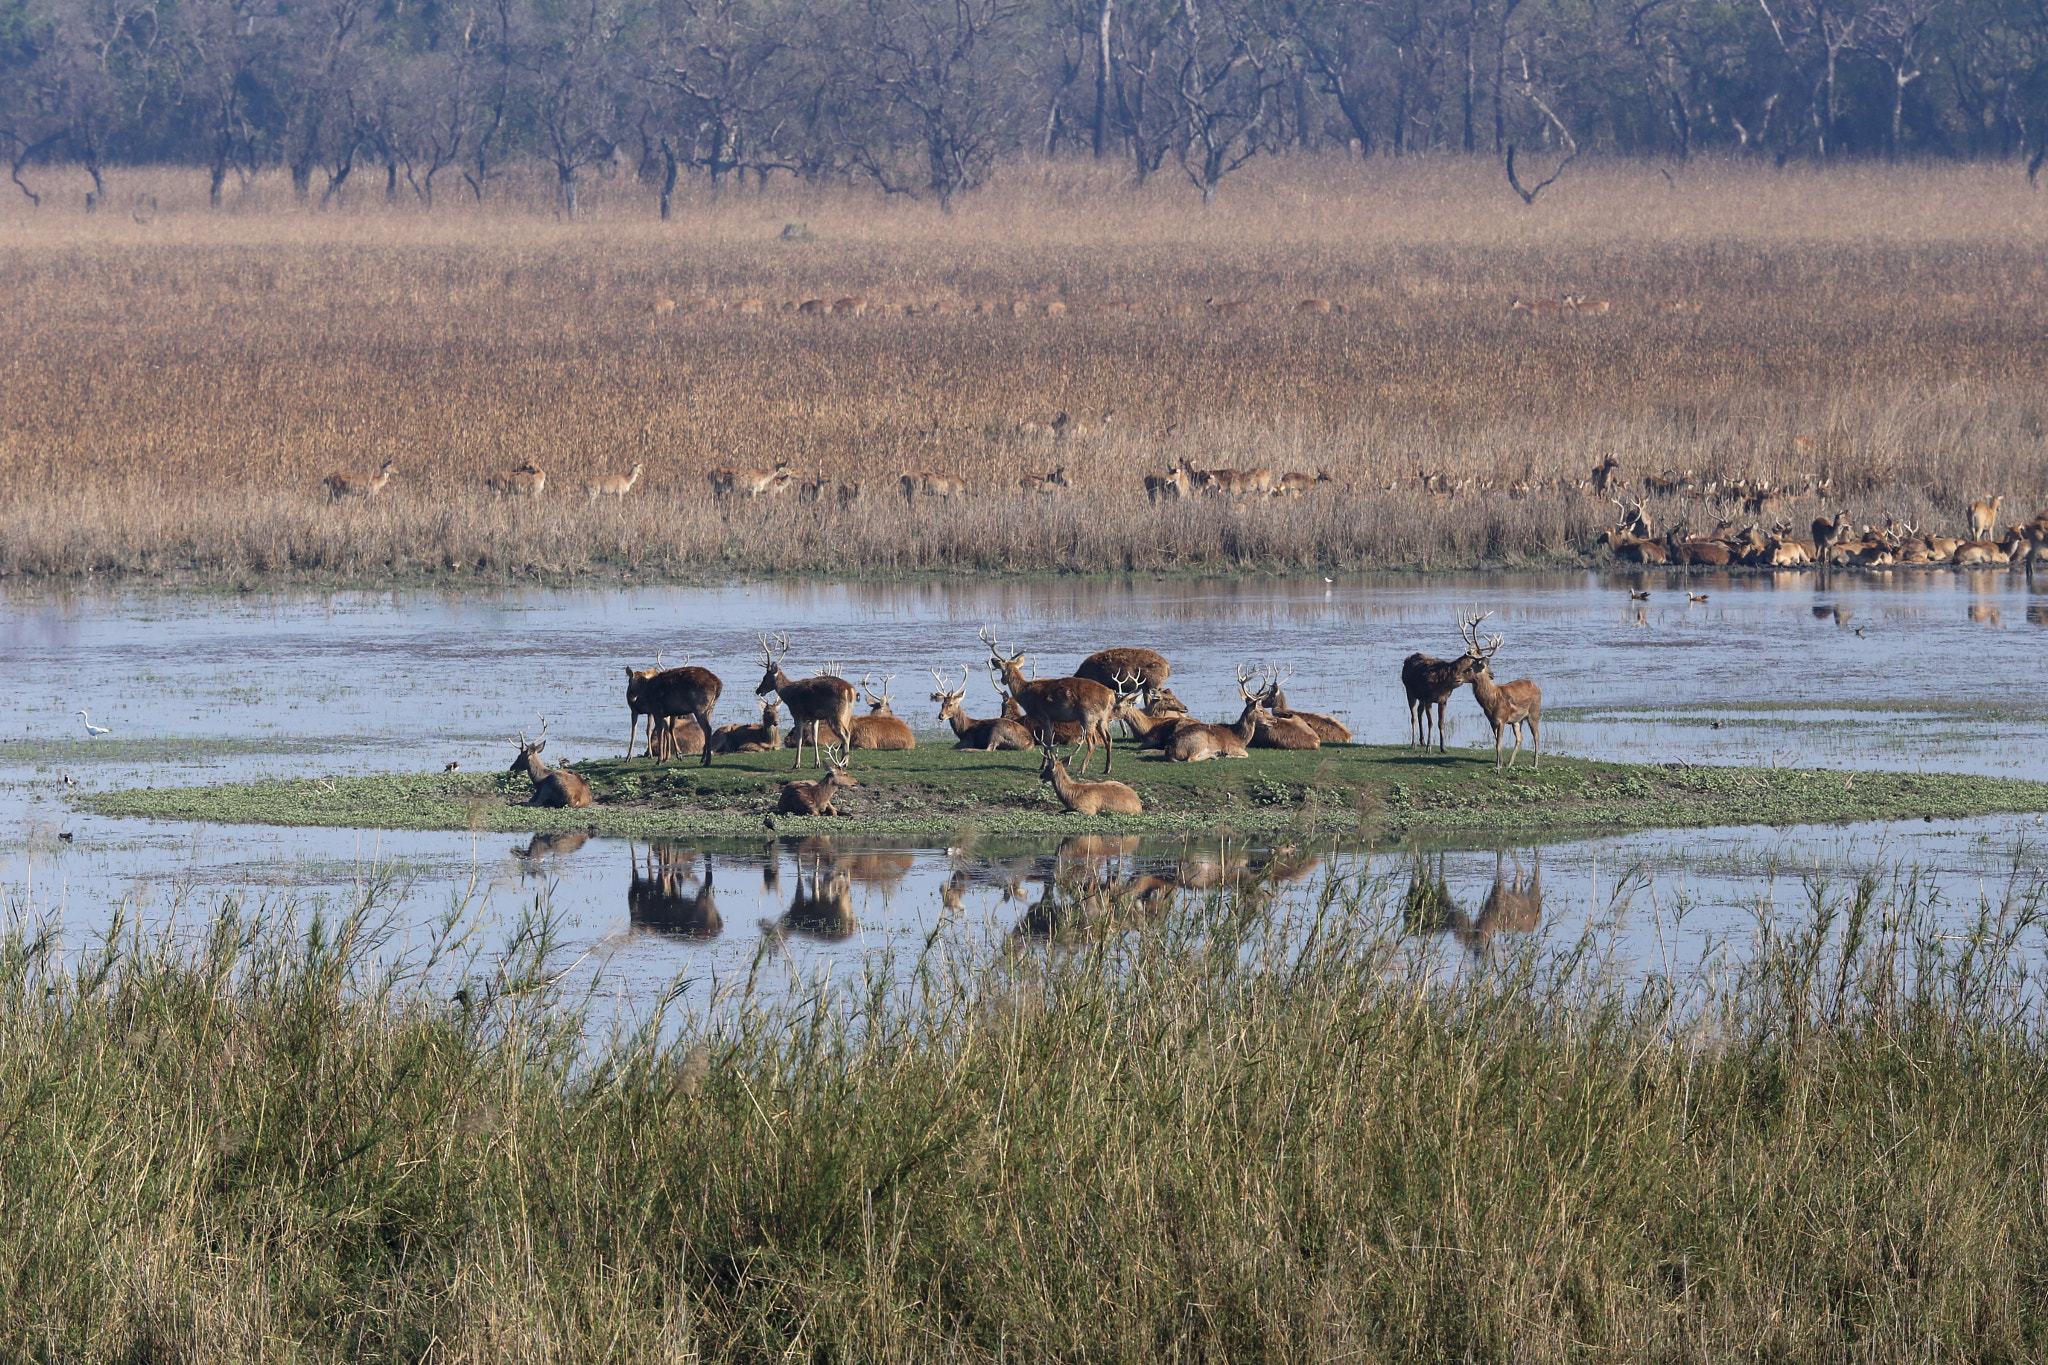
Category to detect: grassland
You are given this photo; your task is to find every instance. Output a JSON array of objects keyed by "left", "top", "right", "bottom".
[
  {"left": 84, "top": 740, "right": 2048, "bottom": 840},
  {"left": 5, "top": 159, "right": 2048, "bottom": 583},
  {"left": 4, "top": 858, "right": 2045, "bottom": 1360}
]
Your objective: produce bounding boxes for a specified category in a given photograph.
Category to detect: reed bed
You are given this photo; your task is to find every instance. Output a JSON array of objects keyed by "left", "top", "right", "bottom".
[
  {"left": 3, "top": 862, "right": 2045, "bottom": 1360},
  {"left": 5, "top": 158, "right": 2048, "bottom": 581}
]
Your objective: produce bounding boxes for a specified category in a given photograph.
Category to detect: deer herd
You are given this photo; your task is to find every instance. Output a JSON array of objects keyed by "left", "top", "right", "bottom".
[{"left": 504, "top": 613, "right": 1546, "bottom": 819}]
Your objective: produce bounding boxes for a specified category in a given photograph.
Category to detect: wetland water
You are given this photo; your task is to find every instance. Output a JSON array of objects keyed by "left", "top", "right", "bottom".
[{"left": 3, "top": 569, "right": 2046, "bottom": 1008}]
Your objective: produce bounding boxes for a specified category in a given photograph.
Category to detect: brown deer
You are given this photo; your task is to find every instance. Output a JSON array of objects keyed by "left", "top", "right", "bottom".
[
  {"left": 930, "top": 667, "right": 1036, "bottom": 750},
  {"left": 983, "top": 627, "right": 1127, "bottom": 773},
  {"left": 1040, "top": 742, "right": 1143, "bottom": 815},
  {"left": 486, "top": 461, "right": 546, "bottom": 496},
  {"left": 1019, "top": 467, "right": 1072, "bottom": 495},
  {"left": 1969, "top": 494, "right": 2006, "bottom": 543},
  {"left": 322, "top": 459, "right": 396, "bottom": 501},
  {"left": 900, "top": 471, "right": 968, "bottom": 502},
  {"left": 586, "top": 463, "right": 645, "bottom": 501},
  {"left": 1160, "top": 683, "right": 1267, "bottom": 763},
  {"left": 625, "top": 657, "right": 723, "bottom": 767},
  {"left": 648, "top": 715, "right": 706, "bottom": 759},
  {"left": 1257, "top": 665, "right": 1352, "bottom": 743},
  {"left": 843, "top": 673, "right": 915, "bottom": 750},
  {"left": 776, "top": 750, "right": 860, "bottom": 815},
  {"left": 1402, "top": 644, "right": 1485, "bottom": 753},
  {"left": 1563, "top": 295, "right": 1612, "bottom": 315},
  {"left": 1509, "top": 297, "right": 1564, "bottom": 316},
  {"left": 709, "top": 700, "right": 782, "bottom": 753},
  {"left": 755, "top": 633, "right": 856, "bottom": 769},
  {"left": 1273, "top": 470, "right": 1335, "bottom": 496},
  {"left": 508, "top": 717, "right": 593, "bottom": 808},
  {"left": 628, "top": 845, "right": 722, "bottom": 939},
  {"left": 1144, "top": 461, "right": 1194, "bottom": 503},
  {"left": 1295, "top": 297, "right": 1335, "bottom": 315},
  {"left": 1002, "top": 694, "right": 1085, "bottom": 745},
  {"left": 1460, "top": 611, "right": 1543, "bottom": 771},
  {"left": 1075, "top": 647, "right": 1172, "bottom": 694},
  {"left": 830, "top": 295, "right": 869, "bottom": 316},
  {"left": 709, "top": 462, "right": 794, "bottom": 500},
  {"left": 1596, "top": 528, "right": 1670, "bottom": 564},
  {"left": 1591, "top": 456, "right": 1621, "bottom": 495}
]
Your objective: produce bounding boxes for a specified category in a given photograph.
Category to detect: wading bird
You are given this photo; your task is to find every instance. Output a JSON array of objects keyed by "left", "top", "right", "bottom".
[{"left": 77, "top": 710, "right": 110, "bottom": 738}]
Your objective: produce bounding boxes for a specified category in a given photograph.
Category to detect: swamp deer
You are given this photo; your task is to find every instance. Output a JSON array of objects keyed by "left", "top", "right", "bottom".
[
  {"left": 1402, "top": 641, "right": 1486, "bottom": 753},
  {"left": 1019, "top": 467, "right": 1072, "bottom": 495},
  {"left": 709, "top": 462, "right": 794, "bottom": 500},
  {"left": 322, "top": 459, "right": 396, "bottom": 501},
  {"left": 830, "top": 296, "right": 869, "bottom": 316},
  {"left": 1460, "top": 611, "right": 1543, "bottom": 772},
  {"left": 1003, "top": 694, "right": 1085, "bottom": 745},
  {"left": 1274, "top": 470, "right": 1335, "bottom": 496},
  {"left": 900, "top": 471, "right": 968, "bottom": 502},
  {"left": 776, "top": 750, "right": 860, "bottom": 815},
  {"left": 930, "top": 667, "right": 1037, "bottom": 750},
  {"left": 1159, "top": 677, "right": 1268, "bottom": 763},
  {"left": 1296, "top": 297, "right": 1335, "bottom": 315},
  {"left": 486, "top": 461, "right": 547, "bottom": 497},
  {"left": 1040, "top": 742, "right": 1143, "bottom": 815},
  {"left": 1258, "top": 665, "right": 1352, "bottom": 743},
  {"left": 1969, "top": 495, "right": 2006, "bottom": 543},
  {"left": 1144, "top": 462, "right": 1194, "bottom": 502},
  {"left": 1509, "top": 297, "right": 1564, "bottom": 316},
  {"left": 508, "top": 717, "right": 593, "bottom": 808},
  {"left": 626, "top": 657, "right": 722, "bottom": 766},
  {"left": 842, "top": 674, "right": 915, "bottom": 750},
  {"left": 983, "top": 626, "right": 1130, "bottom": 774},
  {"left": 709, "top": 700, "right": 782, "bottom": 753},
  {"left": 647, "top": 715, "right": 706, "bottom": 759},
  {"left": 628, "top": 846, "right": 722, "bottom": 939},
  {"left": 586, "top": 463, "right": 645, "bottom": 501},
  {"left": 1075, "top": 647, "right": 1172, "bottom": 695},
  {"left": 755, "top": 633, "right": 856, "bottom": 769}
]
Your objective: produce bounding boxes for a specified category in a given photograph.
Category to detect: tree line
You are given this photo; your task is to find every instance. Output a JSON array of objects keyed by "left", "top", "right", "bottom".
[{"left": 2, "top": 0, "right": 2040, "bottom": 215}]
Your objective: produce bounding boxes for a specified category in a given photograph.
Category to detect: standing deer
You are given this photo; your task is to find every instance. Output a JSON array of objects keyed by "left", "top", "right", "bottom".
[
  {"left": 1144, "top": 461, "right": 1194, "bottom": 503},
  {"left": 776, "top": 749, "right": 860, "bottom": 814},
  {"left": 586, "top": 463, "right": 645, "bottom": 501},
  {"left": 1402, "top": 644, "right": 1485, "bottom": 752},
  {"left": 508, "top": 717, "right": 593, "bottom": 808},
  {"left": 1075, "top": 647, "right": 1172, "bottom": 694},
  {"left": 625, "top": 657, "right": 723, "bottom": 767},
  {"left": 486, "top": 461, "right": 546, "bottom": 496},
  {"left": 983, "top": 627, "right": 1126, "bottom": 773},
  {"left": 322, "top": 459, "right": 396, "bottom": 501},
  {"left": 756, "top": 633, "right": 856, "bottom": 769},
  {"left": 1460, "top": 611, "right": 1543, "bottom": 771},
  {"left": 1039, "top": 742, "right": 1143, "bottom": 815},
  {"left": 930, "top": 667, "right": 1037, "bottom": 750},
  {"left": 1969, "top": 495, "right": 2006, "bottom": 543}
]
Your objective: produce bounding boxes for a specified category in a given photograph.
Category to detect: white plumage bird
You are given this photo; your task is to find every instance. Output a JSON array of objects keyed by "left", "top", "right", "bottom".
[{"left": 77, "top": 710, "right": 110, "bottom": 738}]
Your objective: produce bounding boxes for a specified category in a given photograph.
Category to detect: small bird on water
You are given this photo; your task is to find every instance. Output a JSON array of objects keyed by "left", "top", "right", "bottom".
[
  {"left": 76, "top": 710, "right": 110, "bottom": 738},
  {"left": 1688, "top": 593, "right": 1709, "bottom": 603},
  {"left": 443, "top": 760, "right": 461, "bottom": 772},
  {"left": 1629, "top": 589, "right": 1651, "bottom": 601}
]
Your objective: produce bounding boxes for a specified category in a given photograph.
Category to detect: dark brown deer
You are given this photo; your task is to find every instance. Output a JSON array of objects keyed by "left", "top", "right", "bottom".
[
  {"left": 625, "top": 656, "right": 722, "bottom": 767},
  {"left": 1075, "top": 647, "right": 1171, "bottom": 694},
  {"left": 709, "top": 700, "right": 782, "bottom": 753},
  {"left": 930, "top": 667, "right": 1036, "bottom": 750},
  {"left": 983, "top": 626, "right": 1124, "bottom": 774},
  {"left": 756, "top": 633, "right": 856, "bottom": 769},
  {"left": 1402, "top": 643, "right": 1485, "bottom": 753},
  {"left": 508, "top": 717, "right": 593, "bottom": 808},
  {"left": 1257, "top": 664, "right": 1352, "bottom": 743},
  {"left": 776, "top": 750, "right": 860, "bottom": 814},
  {"left": 628, "top": 845, "right": 722, "bottom": 939},
  {"left": 1460, "top": 611, "right": 1543, "bottom": 771},
  {"left": 1040, "top": 742, "right": 1143, "bottom": 814}
]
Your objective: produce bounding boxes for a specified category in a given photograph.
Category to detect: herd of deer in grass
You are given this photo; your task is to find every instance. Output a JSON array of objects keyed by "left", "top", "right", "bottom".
[
  {"left": 647, "top": 294, "right": 1357, "bottom": 320},
  {"left": 501, "top": 612, "right": 1541, "bottom": 821}
]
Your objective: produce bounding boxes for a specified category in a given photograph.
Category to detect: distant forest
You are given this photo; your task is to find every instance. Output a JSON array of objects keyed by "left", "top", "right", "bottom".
[{"left": 2, "top": 0, "right": 2040, "bottom": 213}]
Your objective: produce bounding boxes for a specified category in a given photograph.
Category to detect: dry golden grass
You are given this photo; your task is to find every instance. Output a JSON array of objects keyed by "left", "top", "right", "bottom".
[{"left": 4, "top": 157, "right": 2048, "bottom": 580}]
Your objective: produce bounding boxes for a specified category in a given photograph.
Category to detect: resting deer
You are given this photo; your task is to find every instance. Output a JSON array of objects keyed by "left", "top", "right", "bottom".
[
  {"left": 1160, "top": 679, "right": 1267, "bottom": 763},
  {"left": 901, "top": 471, "right": 968, "bottom": 501},
  {"left": 586, "top": 463, "right": 645, "bottom": 501},
  {"left": 508, "top": 717, "right": 593, "bottom": 808},
  {"left": 1402, "top": 642, "right": 1485, "bottom": 752},
  {"left": 983, "top": 626, "right": 1127, "bottom": 773},
  {"left": 1459, "top": 611, "right": 1543, "bottom": 771},
  {"left": 776, "top": 749, "right": 860, "bottom": 815},
  {"left": 486, "top": 461, "right": 546, "bottom": 496},
  {"left": 755, "top": 632, "right": 856, "bottom": 769},
  {"left": 709, "top": 700, "right": 782, "bottom": 753},
  {"left": 1019, "top": 467, "right": 1072, "bottom": 495},
  {"left": 1075, "top": 647, "right": 1172, "bottom": 694},
  {"left": 648, "top": 715, "right": 705, "bottom": 759},
  {"left": 1969, "top": 494, "right": 2006, "bottom": 543},
  {"left": 322, "top": 459, "right": 396, "bottom": 501},
  {"left": 1240, "top": 664, "right": 1320, "bottom": 750},
  {"left": 625, "top": 654, "right": 722, "bottom": 767},
  {"left": 1257, "top": 664, "right": 1352, "bottom": 743},
  {"left": 930, "top": 667, "right": 1036, "bottom": 750},
  {"left": 844, "top": 673, "right": 915, "bottom": 750},
  {"left": 1040, "top": 742, "right": 1143, "bottom": 815}
]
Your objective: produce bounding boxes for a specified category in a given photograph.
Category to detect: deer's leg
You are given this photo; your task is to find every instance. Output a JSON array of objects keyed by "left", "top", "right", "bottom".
[
  {"left": 627, "top": 711, "right": 640, "bottom": 759},
  {"left": 1529, "top": 715, "right": 1540, "bottom": 770},
  {"left": 1099, "top": 719, "right": 1114, "bottom": 774},
  {"left": 696, "top": 708, "right": 715, "bottom": 766},
  {"left": 792, "top": 718, "right": 808, "bottom": 769}
]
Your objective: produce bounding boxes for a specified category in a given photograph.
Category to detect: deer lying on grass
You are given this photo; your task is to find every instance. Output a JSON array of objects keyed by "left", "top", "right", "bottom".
[
  {"left": 1040, "top": 742, "right": 1143, "bottom": 815},
  {"left": 322, "top": 459, "right": 396, "bottom": 501},
  {"left": 486, "top": 461, "right": 546, "bottom": 496},
  {"left": 984, "top": 626, "right": 1127, "bottom": 773},
  {"left": 509, "top": 718, "right": 593, "bottom": 807},
  {"left": 709, "top": 700, "right": 782, "bottom": 753},
  {"left": 648, "top": 715, "right": 705, "bottom": 759},
  {"left": 931, "top": 667, "right": 1036, "bottom": 750},
  {"left": 586, "top": 463, "right": 645, "bottom": 501},
  {"left": 756, "top": 633, "right": 856, "bottom": 769},
  {"left": 839, "top": 674, "right": 915, "bottom": 749},
  {"left": 625, "top": 655, "right": 722, "bottom": 767},
  {"left": 1257, "top": 664, "right": 1352, "bottom": 743},
  {"left": 1239, "top": 664, "right": 1320, "bottom": 750},
  {"left": 1459, "top": 611, "right": 1543, "bottom": 772},
  {"left": 1160, "top": 678, "right": 1268, "bottom": 763},
  {"left": 776, "top": 749, "right": 860, "bottom": 815}
]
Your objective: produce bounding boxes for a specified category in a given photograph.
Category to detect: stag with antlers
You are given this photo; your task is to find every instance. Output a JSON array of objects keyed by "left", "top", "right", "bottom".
[
  {"left": 625, "top": 652, "right": 723, "bottom": 767},
  {"left": 1257, "top": 663, "right": 1352, "bottom": 743},
  {"left": 930, "top": 666, "right": 1036, "bottom": 751},
  {"left": 755, "top": 633, "right": 857, "bottom": 770},
  {"left": 1402, "top": 633, "right": 1486, "bottom": 753},
  {"left": 508, "top": 716, "right": 594, "bottom": 808},
  {"left": 982, "top": 626, "right": 1127, "bottom": 773},
  {"left": 1459, "top": 610, "right": 1544, "bottom": 772}
]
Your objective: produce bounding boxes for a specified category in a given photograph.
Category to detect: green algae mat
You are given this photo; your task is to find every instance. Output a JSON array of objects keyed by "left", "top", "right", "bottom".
[{"left": 82, "top": 743, "right": 2048, "bottom": 845}]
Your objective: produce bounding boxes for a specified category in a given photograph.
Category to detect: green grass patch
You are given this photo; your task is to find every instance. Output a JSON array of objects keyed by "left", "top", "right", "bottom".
[{"left": 83, "top": 741, "right": 2048, "bottom": 843}]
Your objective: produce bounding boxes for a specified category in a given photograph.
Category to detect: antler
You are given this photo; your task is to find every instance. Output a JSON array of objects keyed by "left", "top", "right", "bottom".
[
  {"left": 758, "top": 631, "right": 790, "bottom": 666},
  {"left": 977, "top": 624, "right": 1002, "bottom": 654},
  {"left": 1107, "top": 668, "right": 1147, "bottom": 704},
  {"left": 858, "top": 670, "right": 879, "bottom": 702},
  {"left": 879, "top": 673, "right": 897, "bottom": 703},
  {"left": 1457, "top": 608, "right": 1498, "bottom": 656}
]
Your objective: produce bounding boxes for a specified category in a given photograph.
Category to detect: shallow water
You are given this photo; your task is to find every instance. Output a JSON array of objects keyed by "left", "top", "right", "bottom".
[{"left": 3, "top": 571, "right": 2045, "bottom": 1006}]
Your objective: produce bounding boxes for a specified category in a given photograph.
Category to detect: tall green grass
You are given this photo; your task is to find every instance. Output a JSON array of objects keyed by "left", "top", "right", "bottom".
[{"left": 3, "top": 864, "right": 2045, "bottom": 1361}]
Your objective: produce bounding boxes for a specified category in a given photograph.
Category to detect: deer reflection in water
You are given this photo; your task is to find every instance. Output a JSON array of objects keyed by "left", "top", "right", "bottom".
[
  {"left": 512, "top": 831, "right": 589, "bottom": 882},
  {"left": 1404, "top": 850, "right": 1543, "bottom": 952},
  {"left": 628, "top": 843, "right": 722, "bottom": 940},
  {"left": 1010, "top": 836, "right": 1320, "bottom": 942}
]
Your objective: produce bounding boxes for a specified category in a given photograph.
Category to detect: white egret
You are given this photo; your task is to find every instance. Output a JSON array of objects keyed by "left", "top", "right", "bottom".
[{"left": 77, "top": 710, "right": 110, "bottom": 738}]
